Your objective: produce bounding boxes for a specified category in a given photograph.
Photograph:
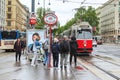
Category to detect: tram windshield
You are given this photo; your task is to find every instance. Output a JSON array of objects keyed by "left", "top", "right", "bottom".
[{"left": 77, "top": 30, "right": 92, "bottom": 39}]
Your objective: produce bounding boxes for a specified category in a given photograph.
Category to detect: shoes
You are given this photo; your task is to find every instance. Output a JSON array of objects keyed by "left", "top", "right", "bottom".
[
  {"left": 64, "top": 66, "right": 67, "bottom": 68},
  {"left": 75, "top": 63, "right": 77, "bottom": 67},
  {"left": 70, "top": 62, "right": 71, "bottom": 66},
  {"left": 55, "top": 67, "right": 59, "bottom": 70},
  {"left": 60, "top": 66, "right": 63, "bottom": 69},
  {"left": 43, "top": 63, "right": 46, "bottom": 66},
  {"left": 54, "top": 67, "right": 59, "bottom": 70},
  {"left": 31, "top": 64, "right": 35, "bottom": 67}
]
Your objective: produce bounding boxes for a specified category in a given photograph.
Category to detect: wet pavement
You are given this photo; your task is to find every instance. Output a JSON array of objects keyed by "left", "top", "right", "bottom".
[{"left": 0, "top": 52, "right": 101, "bottom": 80}]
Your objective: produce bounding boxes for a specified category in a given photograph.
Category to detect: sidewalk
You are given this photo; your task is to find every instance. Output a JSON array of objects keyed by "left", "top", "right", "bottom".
[
  {"left": 0, "top": 53, "right": 101, "bottom": 80},
  {"left": 16, "top": 56, "right": 101, "bottom": 80}
]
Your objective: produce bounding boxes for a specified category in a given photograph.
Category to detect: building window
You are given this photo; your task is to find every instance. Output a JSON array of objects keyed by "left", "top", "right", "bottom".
[
  {"left": 7, "top": 21, "right": 11, "bottom": 26},
  {"left": 8, "top": 1, "right": 11, "bottom": 5},
  {"left": 7, "top": 14, "right": 11, "bottom": 19},
  {"left": 8, "top": 7, "right": 11, "bottom": 12}
]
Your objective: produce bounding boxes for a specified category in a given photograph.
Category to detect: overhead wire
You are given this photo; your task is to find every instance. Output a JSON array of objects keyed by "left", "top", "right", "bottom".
[{"left": 61, "top": 0, "right": 119, "bottom": 6}]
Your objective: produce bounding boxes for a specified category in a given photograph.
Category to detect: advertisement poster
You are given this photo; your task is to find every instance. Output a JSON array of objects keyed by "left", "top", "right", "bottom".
[{"left": 26, "top": 29, "right": 46, "bottom": 54}]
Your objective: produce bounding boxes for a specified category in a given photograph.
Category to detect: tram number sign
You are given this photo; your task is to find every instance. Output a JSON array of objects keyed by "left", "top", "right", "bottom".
[{"left": 44, "top": 13, "right": 58, "bottom": 26}]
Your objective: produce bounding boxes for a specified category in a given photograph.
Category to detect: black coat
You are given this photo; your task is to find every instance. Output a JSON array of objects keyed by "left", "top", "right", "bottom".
[
  {"left": 60, "top": 40, "right": 70, "bottom": 53},
  {"left": 70, "top": 40, "right": 78, "bottom": 53},
  {"left": 14, "top": 41, "right": 22, "bottom": 52}
]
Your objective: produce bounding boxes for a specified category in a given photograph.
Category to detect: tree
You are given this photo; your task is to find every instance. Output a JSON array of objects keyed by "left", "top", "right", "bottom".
[
  {"left": 56, "top": 6, "right": 99, "bottom": 35},
  {"left": 57, "top": 18, "right": 76, "bottom": 34},
  {"left": 74, "top": 6, "right": 99, "bottom": 35},
  {"left": 35, "top": 7, "right": 51, "bottom": 29}
]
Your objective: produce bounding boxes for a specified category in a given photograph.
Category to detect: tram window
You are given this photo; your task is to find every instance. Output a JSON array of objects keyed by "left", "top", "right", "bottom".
[
  {"left": 72, "top": 30, "right": 76, "bottom": 37},
  {"left": 77, "top": 31, "right": 92, "bottom": 39},
  {"left": 77, "top": 30, "right": 82, "bottom": 33},
  {"left": 84, "top": 31, "right": 92, "bottom": 39}
]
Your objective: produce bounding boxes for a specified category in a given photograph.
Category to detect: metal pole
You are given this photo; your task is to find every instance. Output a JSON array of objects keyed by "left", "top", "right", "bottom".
[
  {"left": 43, "top": 0, "right": 45, "bottom": 15},
  {"left": 31, "top": 0, "right": 35, "bottom": 12},
  {"left": 48, "top": 25, "right": 52, "bottom": 67}
]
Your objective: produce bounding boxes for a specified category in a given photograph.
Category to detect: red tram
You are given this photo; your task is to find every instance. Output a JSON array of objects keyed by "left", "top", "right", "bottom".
[{"left": 62, "top": 22, "right": 93, "bottom": 55}]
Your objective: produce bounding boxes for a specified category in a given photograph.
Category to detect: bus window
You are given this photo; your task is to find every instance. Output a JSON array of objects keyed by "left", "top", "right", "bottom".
[
  {"left": 1, "top": 31, "right": 17, "bottom": 39},
  {"left": 20, "top": 32, "right": 26, "bottom": 38},
  {"left": 1, "top": 31, "right": 8, "bottom": 39},
  {"left": 10, "top": 31, "right": 17, "bottom": 39}
]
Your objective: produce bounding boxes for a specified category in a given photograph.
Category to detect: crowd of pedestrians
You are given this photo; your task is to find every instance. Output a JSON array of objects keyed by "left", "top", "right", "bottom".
[
  {"left": 14, "top": 35, "right": 78, "bottom": 69},
  {"left": 43, "top": 35, "right": 78, "bottom": 69}
]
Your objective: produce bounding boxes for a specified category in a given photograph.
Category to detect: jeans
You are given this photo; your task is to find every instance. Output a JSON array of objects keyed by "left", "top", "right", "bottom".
[
  {"left": 60, "top": 53, "right": 68, "bottom": 67},
  {"left": 70, "top": 53, "right": 77, "bottom": 66},
  {"left": 53, "top": 54, "right": 59, "bottom": 67},
  {"left": 15, "top": 51, "right": 21, "bottom": 62},
  {"left": 43, "top": 50, "right": 49, "bottom": 65}
]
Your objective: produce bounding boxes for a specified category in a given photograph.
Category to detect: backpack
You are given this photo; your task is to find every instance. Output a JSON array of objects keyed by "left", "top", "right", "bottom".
[
  {"left": 52, "top": 43, "right": 59, "bottom": 54},
  {"left": 71, "top": 42, "right": 77, "bottom": 51},
  {"left": 21, "top": 40, "right": 26, "bottom": 48},
  {"left": 61, "top": 40, "right": 69, "bottom": 52}
]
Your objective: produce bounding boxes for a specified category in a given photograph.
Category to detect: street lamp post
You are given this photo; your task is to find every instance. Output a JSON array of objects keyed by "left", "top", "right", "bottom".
[{"left": 31, "top": 0, "right": 35, "bottom": 13}]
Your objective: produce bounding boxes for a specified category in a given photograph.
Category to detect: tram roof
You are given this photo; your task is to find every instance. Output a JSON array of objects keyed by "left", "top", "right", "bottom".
[
  {"left": 71, "top": 22, "right": 92, "bottom": 30},
  {"left": 79, "top": 22, "right": 92, "bottom": 29}
]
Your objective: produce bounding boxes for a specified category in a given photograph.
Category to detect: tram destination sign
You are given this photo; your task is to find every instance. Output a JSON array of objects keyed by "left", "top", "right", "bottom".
[{"left": 44, "top": 13, "right": 58, "bottom": 26}]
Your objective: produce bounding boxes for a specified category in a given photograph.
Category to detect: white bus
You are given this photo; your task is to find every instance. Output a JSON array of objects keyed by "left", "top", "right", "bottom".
[{"left": 0, "top": 30, "right": 21, "bottom": 51}]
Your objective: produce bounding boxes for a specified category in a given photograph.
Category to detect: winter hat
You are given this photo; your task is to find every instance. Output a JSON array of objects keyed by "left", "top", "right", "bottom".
[{"left": 63, "top": 35, "right": 67, "bottom": 39}]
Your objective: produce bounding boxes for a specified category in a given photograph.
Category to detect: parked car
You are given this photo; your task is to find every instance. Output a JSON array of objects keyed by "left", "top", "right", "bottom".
[
  {"left": 93, "top": 40, "right": 97, "bottom": 47},
  {"left": 97, "top": 39, "right": 103, "bottom": 45}
]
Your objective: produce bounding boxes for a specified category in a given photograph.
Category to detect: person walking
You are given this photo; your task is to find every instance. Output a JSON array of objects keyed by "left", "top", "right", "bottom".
[
  {"left": 14, "top": 37, "right": 22, "bottom": 62},
  {"left": 51, "top": 38, "right": 60, "bottom": 69},
  {"left": 69, "top": 36, "right": 78, "bottom": 67},
  {"left": 43, "top": 36, "right": 49, "bottom": 67},
  {"left": 60, "top": 35, "right": 70, "bottom": 69}
]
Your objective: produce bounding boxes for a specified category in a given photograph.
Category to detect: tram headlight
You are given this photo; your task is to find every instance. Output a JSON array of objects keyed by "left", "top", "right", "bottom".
[{"left": 84, "top": 43, "right": 86, "bottom": 47}]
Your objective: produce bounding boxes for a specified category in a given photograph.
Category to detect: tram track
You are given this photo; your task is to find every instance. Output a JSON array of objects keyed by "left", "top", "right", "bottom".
[
  {"left": 78, "top": 56, "right": 120, "bottom": 80},
  {"left": 94, "top": 55, "right": 120, "bottom": 66}
]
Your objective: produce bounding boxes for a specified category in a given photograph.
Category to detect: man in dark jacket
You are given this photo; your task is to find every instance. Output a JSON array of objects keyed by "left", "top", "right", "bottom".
[
  {"left": 60, "top": 35, "right": 70, "bottom": 69},
  {"left": 14, "top": 37, "right": 22, "bottom": 62},
  {"left": 51, "top": 38, "right": 60, "bottom": 69},
  {"left": 69, "top": 36, "right": 78, "bottom": 67}
]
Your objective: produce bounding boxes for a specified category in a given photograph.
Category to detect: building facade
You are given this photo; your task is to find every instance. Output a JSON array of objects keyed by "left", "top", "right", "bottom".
[
  {"left": 98, "top": 0, "right": 120, "bottom": 43},
  {"left": 0, "top": 0, "right": 6, "bottom": 30},
  {"left": 96, "top": 7, "right": 101, "bottom": 35},
  {"left": 5, "top": 0, "right": 30, "bottom": 31}
]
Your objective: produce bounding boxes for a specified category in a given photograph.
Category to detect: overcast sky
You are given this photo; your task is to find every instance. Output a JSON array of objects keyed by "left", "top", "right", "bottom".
[{"left": 20, "top": 0, "right": 108, "bottom": 26}]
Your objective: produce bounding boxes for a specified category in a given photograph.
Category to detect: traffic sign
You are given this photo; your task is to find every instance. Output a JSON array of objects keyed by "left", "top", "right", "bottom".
[
  {"left": 30, "top": 18, "right": 36, "bottom": 24},
  {"left": 29, "top": 12, "right": 37, "bottom": 25},
  {"left": 44, "top": 13, "right": 58, "bottom": 26}
]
